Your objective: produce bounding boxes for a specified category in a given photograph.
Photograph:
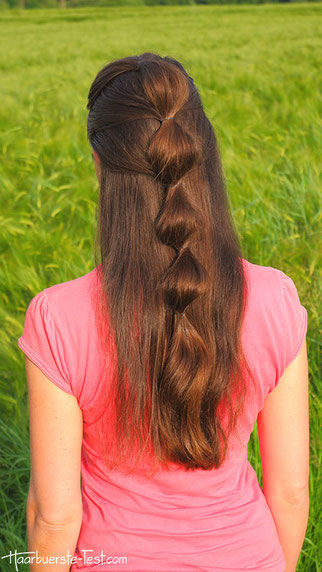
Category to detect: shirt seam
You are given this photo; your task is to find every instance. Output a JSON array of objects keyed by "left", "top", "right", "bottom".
[
  {"left": 42, "top": 289, "right": 73, "bottom": 388},
  {"left": 18, "top": 335, "right": 74, "bottom": 395}
]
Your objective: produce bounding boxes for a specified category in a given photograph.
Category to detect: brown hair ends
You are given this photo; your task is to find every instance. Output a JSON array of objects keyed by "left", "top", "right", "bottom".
[{"left": 86, "top": 52, "right": 256, "bottom": 477}]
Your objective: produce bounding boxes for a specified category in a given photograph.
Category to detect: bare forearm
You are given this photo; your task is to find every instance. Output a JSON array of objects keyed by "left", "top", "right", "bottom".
[
  {"left": 263, "top": 491, "right": 309, "bottom": 572},
  {"left": 27, "top": 511, "right": 81, "bottom": 571}
]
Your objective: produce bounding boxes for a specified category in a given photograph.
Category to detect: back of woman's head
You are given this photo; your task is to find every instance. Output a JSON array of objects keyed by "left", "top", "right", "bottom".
[{"left": 86, "top": 52, "right": 255, "bottom": 476}]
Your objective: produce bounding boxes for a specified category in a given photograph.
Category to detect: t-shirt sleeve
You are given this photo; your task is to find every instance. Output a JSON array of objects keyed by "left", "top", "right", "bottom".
[
  {"left": 18, "top": 290, "right": 73, "bottom": 395},
  {"left": 279, "top": 270, "right": 308, "bottom": 372}
]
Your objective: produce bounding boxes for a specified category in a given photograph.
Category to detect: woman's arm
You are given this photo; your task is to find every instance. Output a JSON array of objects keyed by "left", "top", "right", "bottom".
[
  {"left": 257, "top": 338, "right": 310, "bottom": 572},
  {"left": 261, "top": 492, "right": 309, "bottom": 572},
  {"left": 25, "top": 355, "right": 83, "bottom": 571},
  {"left": 27, "top": 509, "right": 82, "bottom": 572}
]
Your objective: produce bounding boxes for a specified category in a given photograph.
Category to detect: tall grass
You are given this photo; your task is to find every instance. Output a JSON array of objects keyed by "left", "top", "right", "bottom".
[{"left": 0, "top": 4, "right": 321, "bottom": 570}]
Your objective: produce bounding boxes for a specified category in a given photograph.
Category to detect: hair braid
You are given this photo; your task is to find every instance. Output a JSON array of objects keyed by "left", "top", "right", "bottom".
[
  {"left": 144, "top": 87, "right": 222, "bottom": 467},
  {"left": 152, "top": 121, "right": 207, "bottom": 313}
]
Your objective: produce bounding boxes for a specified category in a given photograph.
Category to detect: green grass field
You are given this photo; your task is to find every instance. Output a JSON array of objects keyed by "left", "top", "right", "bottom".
[{"left": 0, "top": 3, "right": 321, "bottom": 570}]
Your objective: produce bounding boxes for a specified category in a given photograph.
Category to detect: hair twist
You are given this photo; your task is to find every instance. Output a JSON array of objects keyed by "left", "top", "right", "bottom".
[
  {"left": 147, "top": 105, "right": 208, "bottom": 320},
  {"left": 142, "top": 72, "right": 220, "bottom": 468}
]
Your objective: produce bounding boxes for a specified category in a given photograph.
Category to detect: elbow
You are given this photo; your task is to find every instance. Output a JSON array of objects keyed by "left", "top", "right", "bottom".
[
  {"left": 284, "top": 485, "right": 310, "bottom": 504},
  {"left": 264, "top": 483, "right": 310, "bottom": 505},
  {"left": 27, "top": 497, "right": 83, "bottom": 530}
]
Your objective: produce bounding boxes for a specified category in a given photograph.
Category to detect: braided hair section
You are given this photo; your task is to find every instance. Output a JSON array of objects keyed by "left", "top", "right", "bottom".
[{"left": 145, "top": 70, "right": 220, "bottom": 468}]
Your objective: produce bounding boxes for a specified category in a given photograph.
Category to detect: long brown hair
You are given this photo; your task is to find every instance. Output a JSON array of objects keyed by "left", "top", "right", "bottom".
[{"left": 86, "top": 52, "right": 256, "bottom": 477}]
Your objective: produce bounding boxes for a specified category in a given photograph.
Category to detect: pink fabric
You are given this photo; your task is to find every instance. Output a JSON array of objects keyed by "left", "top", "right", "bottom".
[{"left": 17, "top": 258, "right": 308, "bottom": 571}]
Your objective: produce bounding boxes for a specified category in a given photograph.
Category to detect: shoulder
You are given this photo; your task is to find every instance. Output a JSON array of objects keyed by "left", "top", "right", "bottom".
[
  {"left": 242, "top": 257, "right": 281, "bottom": 282},
  {"left": 42, "top": 266, "right": 99, "bottom": 313},
  {"left": 241, "top": 257, "right": 307, "bottom": 387},
  {"left": 30, "top": 266, "right": 101, "bottom": 362},
  {"left": 241, "top": 258, "right": 282, "bottom": 311},
  {"left": 26, "top": 266, "right": 102, "bottom": 405},
  {"left": 242, "top": 258, "right": 305, "bottom": 316},
  {"left": 22, "top": 266, "right": 100, "bottom": 337}
]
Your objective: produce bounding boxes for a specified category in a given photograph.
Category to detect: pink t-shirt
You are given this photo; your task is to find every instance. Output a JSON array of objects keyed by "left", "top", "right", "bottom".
[{"left": 18, "top": 258, "right": 308, "bottom": 572}]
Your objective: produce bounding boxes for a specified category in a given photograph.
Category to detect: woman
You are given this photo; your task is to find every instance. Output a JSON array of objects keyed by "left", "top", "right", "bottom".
[{"left": 18, "top": 53, "right": 309, "bottom": 572}]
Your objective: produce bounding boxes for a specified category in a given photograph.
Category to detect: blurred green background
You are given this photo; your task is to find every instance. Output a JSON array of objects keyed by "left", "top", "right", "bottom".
[
  {"left": 1, "top": 0, "right": 321, "bottom": 11},
  {"left": 0, "top": 3, "right": 321, "bottom": 571}
]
